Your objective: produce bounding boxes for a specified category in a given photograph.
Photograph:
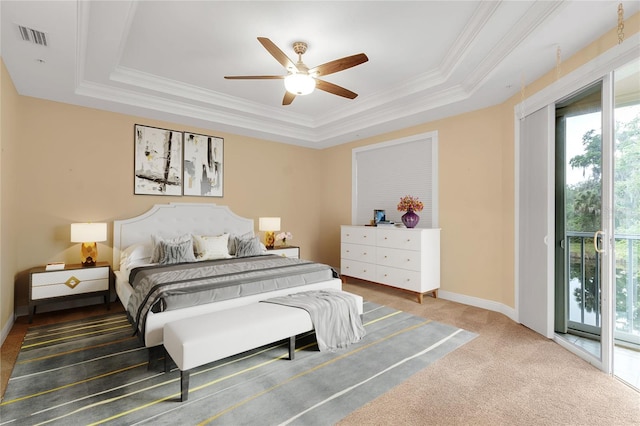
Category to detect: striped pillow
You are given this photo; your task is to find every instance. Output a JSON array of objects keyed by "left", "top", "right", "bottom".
[{"left": 159, "top": 239, "right": 197, "bottom": 264}]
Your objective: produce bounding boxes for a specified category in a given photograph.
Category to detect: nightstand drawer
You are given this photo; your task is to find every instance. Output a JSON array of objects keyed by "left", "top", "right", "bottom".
[
  {"left": 28, "top": 262, "right": 112, "bottom": 323},
  {"left": 31, "top": 267, "right": 108, "bottom": 287},
  {"left": 267, "top": 246, "right": 300, "bottom": 258},
  {"left": 31, "top": 267, "right": 109, "bottom": 300},
  {"left": 31, "top": 277, "right": 109, "bottom": 299}
]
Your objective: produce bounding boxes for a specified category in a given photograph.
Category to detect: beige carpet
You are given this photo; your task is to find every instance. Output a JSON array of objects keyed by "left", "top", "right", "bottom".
[{"left": 339, "top": 280, "right": 640, "bottom": 426}]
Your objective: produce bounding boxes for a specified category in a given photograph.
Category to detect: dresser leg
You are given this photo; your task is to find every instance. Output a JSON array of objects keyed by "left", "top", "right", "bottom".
[{"left": 417, "top": 293, "right": 423, "bottom": 304}]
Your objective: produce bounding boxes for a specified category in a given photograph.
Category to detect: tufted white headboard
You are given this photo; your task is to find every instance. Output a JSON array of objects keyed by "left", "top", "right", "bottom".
[{"left": 112, "top": 203, "right": 254, "bottom": 270}]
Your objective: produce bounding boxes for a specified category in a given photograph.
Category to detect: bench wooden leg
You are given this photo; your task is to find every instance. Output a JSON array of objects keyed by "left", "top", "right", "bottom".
[
  {"left": 148, "top": 346, "right": 163, "bottom": 371},
  {"left": 288, "top": 336, "right": 295, "bottom": 360},
  {"left": 181, "top": 370, "right": 190, "bottom": 402},
  {"left": 164, "top": 348, "right": 171, "bottom": 373}
]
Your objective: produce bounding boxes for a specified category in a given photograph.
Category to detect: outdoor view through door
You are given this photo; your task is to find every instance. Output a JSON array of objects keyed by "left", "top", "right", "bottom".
[{"left": 554, "top": 59, "right": 639, "bottom": 390}]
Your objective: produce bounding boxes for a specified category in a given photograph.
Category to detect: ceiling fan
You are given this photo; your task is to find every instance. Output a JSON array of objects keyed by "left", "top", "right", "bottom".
[{"left": 224, "top": 37, "right": 368, "bottom": 105}]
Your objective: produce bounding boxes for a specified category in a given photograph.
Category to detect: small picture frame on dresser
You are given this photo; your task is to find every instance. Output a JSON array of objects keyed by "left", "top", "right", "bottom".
[{"left": 374, "top": 209, "right": 386, "bottom": 224}]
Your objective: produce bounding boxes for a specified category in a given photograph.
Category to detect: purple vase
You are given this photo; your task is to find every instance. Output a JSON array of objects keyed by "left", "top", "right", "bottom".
[{"left": 401, "top": 209, "right": 420, "bottom": 228}]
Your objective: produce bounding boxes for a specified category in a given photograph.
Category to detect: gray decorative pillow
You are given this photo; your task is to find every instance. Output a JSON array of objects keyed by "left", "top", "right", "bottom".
[
  {"left": 228, "top": 232, "right": 254, "bottom": 256},
  {"left": 150, "top": 234, "right": 192, "bottom": 263},
  {"left": 235, "top": 236, "right": 263, "bottom": 257},
  {"left": 159, "top": 239, "right": 197, "bottom": 264}
]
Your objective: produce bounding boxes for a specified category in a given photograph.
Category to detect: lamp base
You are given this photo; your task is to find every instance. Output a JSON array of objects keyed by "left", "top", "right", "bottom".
[
  {"left": 80, "top": 242, "right": 98, "bottom": 267},
  {"left": 264, "top": 231, "right": 275, "bottom": 249}
]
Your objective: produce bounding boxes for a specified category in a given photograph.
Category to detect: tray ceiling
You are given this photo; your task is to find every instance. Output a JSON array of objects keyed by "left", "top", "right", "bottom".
[{"left": 2, "top": 1, "right": 637, "bottom": 148}]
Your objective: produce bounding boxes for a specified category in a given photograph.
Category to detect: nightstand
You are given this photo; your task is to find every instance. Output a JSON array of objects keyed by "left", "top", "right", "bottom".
[
  {"left": 28, "top": 261, "right": 112, "bottom": 323},
  {"left": 267, "top": 245, "right": 300, "bottom": 259}
]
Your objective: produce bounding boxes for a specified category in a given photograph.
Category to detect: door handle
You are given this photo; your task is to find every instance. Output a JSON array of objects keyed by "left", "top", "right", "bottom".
[{"left": 593, "top": 230, "right": 605, "bottom": 254}]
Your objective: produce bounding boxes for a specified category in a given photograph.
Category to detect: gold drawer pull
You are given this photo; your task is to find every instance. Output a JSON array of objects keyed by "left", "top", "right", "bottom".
[{"left": 65, "top": 276, "right": 81, "bottom": 289}]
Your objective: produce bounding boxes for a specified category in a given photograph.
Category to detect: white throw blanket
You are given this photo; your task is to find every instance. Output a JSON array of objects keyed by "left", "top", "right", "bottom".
[{"left": 262, "top": 290, "right": 366, "bottom": 351}]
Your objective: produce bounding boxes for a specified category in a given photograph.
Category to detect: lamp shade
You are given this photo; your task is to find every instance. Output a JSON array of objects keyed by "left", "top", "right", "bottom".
[
  {"left": 284, "top": 73, "right": 316, "bottom": 95},
  {"left": 70, "top": 223, "right": 107, "bottom": 243},
  {"left": 259, "top": 217, "right": 281, "bottom": 232}
]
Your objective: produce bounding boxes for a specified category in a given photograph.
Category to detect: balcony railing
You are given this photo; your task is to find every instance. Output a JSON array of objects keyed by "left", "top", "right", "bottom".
[{"left": 567, "top": 231, "right": 640, "bottom": 343}]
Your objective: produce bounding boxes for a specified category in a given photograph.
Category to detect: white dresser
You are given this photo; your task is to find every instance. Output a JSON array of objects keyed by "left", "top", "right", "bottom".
[{"left": 340, "top": 225, "right": 440, "bottom": 303}]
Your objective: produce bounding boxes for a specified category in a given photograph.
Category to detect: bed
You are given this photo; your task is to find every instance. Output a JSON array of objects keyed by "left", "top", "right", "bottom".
[{"left": 113, "top": 203, "right": 342, "bottom": 349}]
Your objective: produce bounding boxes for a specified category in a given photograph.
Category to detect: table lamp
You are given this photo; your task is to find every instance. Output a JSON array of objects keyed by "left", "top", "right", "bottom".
[
  {"left": 259, "top": 217, "right": 280, "bottom": 249},
  {"left": 71, "top": 222, "right": 107, "bottom": 266}
]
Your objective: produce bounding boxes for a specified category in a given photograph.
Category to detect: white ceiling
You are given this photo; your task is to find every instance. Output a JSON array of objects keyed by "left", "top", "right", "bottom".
[{"left": 2, "top": 1, "right": 637, "bottom": 148}]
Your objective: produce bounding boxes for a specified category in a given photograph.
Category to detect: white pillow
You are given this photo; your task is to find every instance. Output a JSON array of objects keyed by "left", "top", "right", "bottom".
[
  {"left": 120, "top": 242, "right": 152, "bottom": 270},
  {"left": 150, "top": 234, "right": 193, "bottom": 263},
  {"left": 193, "top": 233, "right": 232, "bottom": 260}
]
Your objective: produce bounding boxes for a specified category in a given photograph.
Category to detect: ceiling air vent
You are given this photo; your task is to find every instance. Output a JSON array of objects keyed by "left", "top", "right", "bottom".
[{"left": 18, "top": 25, "right": 48, "bottom": 47}]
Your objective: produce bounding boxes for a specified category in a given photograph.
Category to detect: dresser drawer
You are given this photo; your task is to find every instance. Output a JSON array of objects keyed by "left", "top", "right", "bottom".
[
  {"left": 31, "top": 266, "right": 109, "bottom": 300},
  {"left": 341, "top": 226, "right": 376, "bottom": 245},
  {"left": 376, "top": 228, "right": 422, "bottom": 251},
  {"left": 341, "top": 259, "right": 376, "bottom": 282},
  {"left": 376, "top": 247, "right": 422, "bottom": 272},
  {"left": 376, "top": 265, "right": 422, "bottom": 292},
  {"left": 341, "top": 242, "right": 376, "bottom": 263}
]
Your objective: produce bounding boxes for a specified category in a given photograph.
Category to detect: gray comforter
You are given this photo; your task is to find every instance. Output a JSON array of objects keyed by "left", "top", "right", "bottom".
[
  {"left": 127, "top": 255, "right": 338, "bottom": 337},
  {"left": 262, "top": 290, "right": 366, "bottom": 351}
]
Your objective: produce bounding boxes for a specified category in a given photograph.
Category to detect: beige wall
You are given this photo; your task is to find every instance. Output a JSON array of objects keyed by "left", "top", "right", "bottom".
[
  {"left": 1, "top": 60, "right": 20, "bottom": 332},
  {"left": 321, "top": 105, "right": 510, "bottom": 303},
  {"left": 5, "top": 95, "right": 328, "bottom": 315},
  {"left": 1, "top": 12, "right": 638, "bottom": 334}
]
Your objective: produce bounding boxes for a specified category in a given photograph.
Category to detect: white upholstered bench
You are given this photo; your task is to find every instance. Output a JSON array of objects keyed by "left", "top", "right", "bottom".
[{"left": 163, "top": 291, "right": 363, "bottom": 402}]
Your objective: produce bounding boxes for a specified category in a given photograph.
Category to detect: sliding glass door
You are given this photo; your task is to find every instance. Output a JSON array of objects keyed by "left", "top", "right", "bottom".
[
  {"left": 555, "top": 83, "right": 603, "bottom": 343},
  {"left": 554, "top": 58, "right": 639, "bottom": 389},
  {"left": 612, "top": 60, "right": 640, "bottom": 388}
]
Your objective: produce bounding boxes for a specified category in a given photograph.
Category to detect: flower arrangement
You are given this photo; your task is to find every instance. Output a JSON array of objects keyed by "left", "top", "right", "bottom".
[
  {"left": 397, "top": 195, "right": 424, "bottom": 212},
  {"left": 275, "top": 231, "right": 293, "bottom": 245}
]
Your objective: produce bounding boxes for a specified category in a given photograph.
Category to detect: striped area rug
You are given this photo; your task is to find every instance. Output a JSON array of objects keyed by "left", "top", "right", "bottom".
[{"left": 1, "top": 302, "right": 476, "bottom": 425}]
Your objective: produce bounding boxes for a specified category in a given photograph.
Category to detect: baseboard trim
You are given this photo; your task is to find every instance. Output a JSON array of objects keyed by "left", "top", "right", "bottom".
[
  {"left": 1, "top": 312, "right": 15, "bottom": 347},
  {"left": 438, "top": 290, "right": 517, "bottom": 323}
]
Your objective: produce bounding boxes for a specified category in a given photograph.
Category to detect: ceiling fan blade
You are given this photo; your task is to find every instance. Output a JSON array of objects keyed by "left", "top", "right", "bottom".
[
  {"left": 224, "top": 75, "right": 286, "bottom": 80},
  {"left": 315, "top": 79, "right": 358, "bottom": 99},
  {"left": 257, "top": 37, "right": 299, "bottom": 72},
  {"left": 309, "top": 53, "right": 368, "bottom": 77},
  {"left": 283, "top": 91, "right": 296, "bottom": 105}
]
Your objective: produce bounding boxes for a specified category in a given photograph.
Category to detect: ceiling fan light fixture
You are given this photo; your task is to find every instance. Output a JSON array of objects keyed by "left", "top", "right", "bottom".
[{"left": 284, "top": 73, "right": 316, "bottom": 95}]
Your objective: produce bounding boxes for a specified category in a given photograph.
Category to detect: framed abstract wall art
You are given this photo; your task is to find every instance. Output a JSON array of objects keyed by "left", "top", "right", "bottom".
[
  {"left": 183, "top": 132, "right": 224, "bottom": 197},
  {"left": 134, "top": 124, "right": 183, "bottom": 196}
]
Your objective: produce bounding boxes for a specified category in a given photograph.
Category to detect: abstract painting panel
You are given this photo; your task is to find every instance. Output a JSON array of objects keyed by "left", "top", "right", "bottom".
[
  {"left": 183, "top": 132, "right": 224, "bottom": 197},
  {"left": 134, "top": 125, "right": 183, "bottom": 196}
]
